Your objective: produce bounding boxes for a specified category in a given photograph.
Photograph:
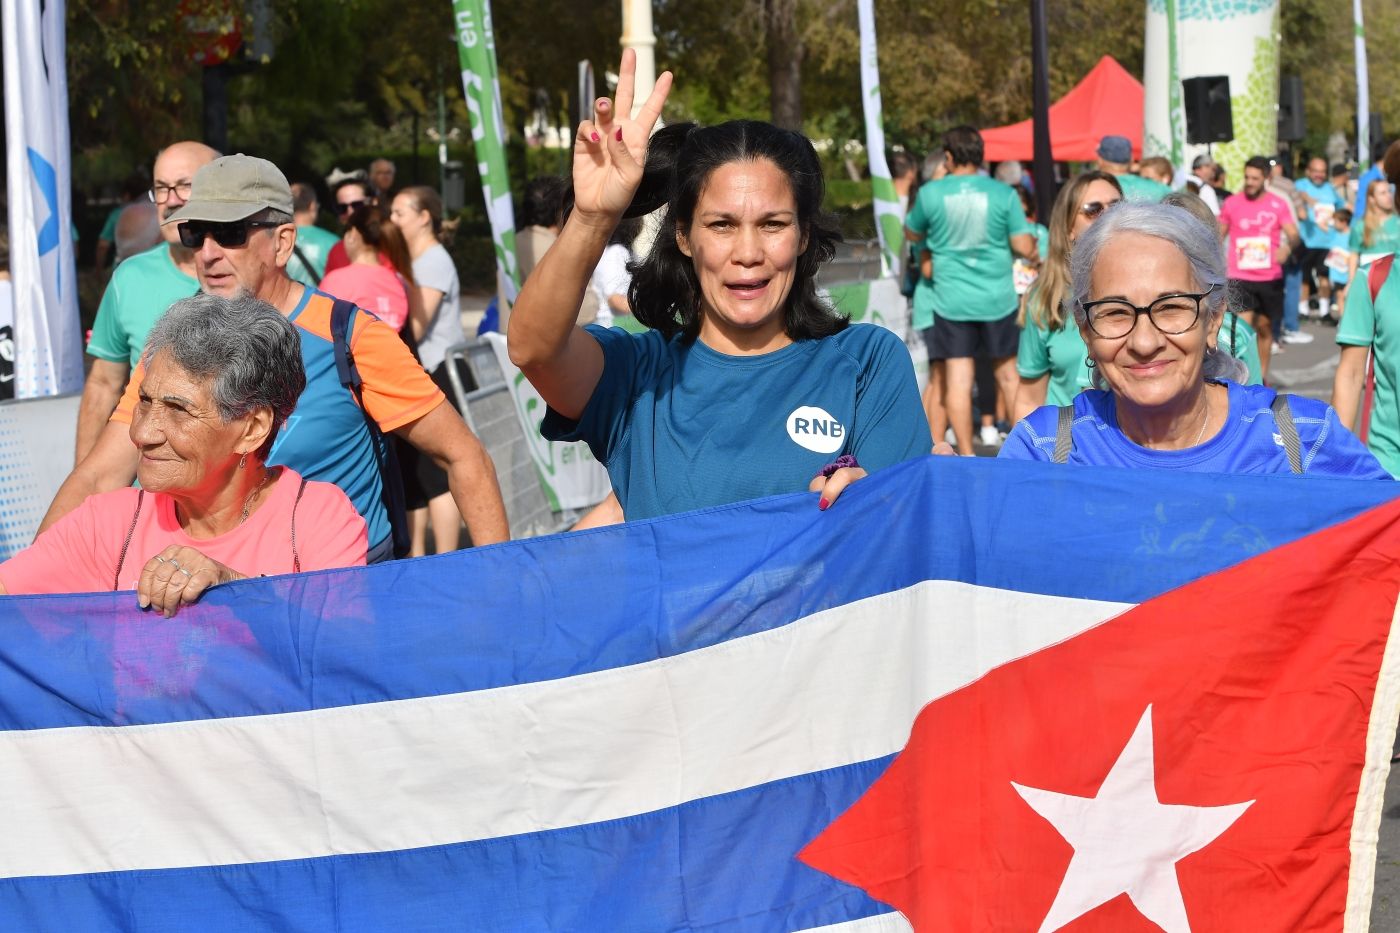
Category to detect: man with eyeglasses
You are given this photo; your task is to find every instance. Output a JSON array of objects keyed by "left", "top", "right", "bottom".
[
  {"left": 76, "top": 141, "right": 220, "bottom": 461},
  {"left": 1219, "top": 155, "right": 1301, "bottom": 383},
  {"left": 42, "top": 154, "right": 509, "bottom": 560}
]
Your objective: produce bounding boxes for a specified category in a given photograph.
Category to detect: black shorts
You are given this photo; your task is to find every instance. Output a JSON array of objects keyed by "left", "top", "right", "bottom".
[
  {"left": 1229, "top": 278, "right": 1284, "bottom": 320},
  {"left": 928, "top": 309, "right": 1020, "bottom": 361},
  {"left": 1299, "top": 248, "right": 1331, "bottom": 289}
]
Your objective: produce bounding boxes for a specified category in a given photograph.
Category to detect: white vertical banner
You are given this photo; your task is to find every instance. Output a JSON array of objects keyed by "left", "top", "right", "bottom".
[
  {"left": 2, "top": 0, "right": 82, "bottom": 398},
  {"left": 1354, "top": 0, "right": 1371, "bottom": 169},
  {"left": 855, "top": 0, "right": 901, "bottom": 280}
]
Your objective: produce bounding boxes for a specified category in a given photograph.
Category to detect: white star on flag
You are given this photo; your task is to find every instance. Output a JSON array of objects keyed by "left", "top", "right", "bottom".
[{"left": 1011, "top": 705, "right": 1254, "bottom": 933}]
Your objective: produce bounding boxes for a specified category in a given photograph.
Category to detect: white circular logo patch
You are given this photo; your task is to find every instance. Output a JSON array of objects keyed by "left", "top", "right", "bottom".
[{"left": 786, "top": 406, "right": 845, "bottom": 454}]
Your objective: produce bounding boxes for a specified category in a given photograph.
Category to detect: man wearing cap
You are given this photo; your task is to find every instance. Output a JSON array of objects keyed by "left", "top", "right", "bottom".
[
  {"left": 1096, "top": 135, "right": 1172, "bottom": 202},
  {"left": 75, "top": 141, "right": 219, "bottom": 462},
  {"left": 42, "top": 154, "right": 509, "bottom": 559},
  {"left": 1189, "top": 154, "right": 1221, "bottom": 214}
]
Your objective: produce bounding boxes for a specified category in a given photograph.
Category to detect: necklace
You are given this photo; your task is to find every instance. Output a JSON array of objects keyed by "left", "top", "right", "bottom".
[
  {"left": 239, "top": 470, "right": 273, "bottom": 525},
  {"left": 1189, "top": 395, "right": 1211, "bottom": 448}
]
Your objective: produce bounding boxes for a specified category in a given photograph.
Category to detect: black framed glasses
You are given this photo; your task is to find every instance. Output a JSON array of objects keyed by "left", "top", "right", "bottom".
[
  {"left": 1078, "top": 198, "right": 1122, "bottom": 220},
  {"left": 177, "top": 220, "right": 281, "bottom": 250},
  {"left": 149, "top": 182, "right": 193, "bottom": 204},
  {"left": 1081, "top": 284, "right": 1218, "bottom": 339},
  {"left": 334, "top": 199, "right": 370, "bottom": 215}
]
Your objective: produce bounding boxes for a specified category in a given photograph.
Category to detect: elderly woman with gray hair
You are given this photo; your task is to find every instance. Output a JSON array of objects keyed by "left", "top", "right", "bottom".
[
  {"left": 1000, "top": 201, "right": 1387, "bottom": 477},
  {"left": 0, "top": 294, "right": 368, "bottom": 613}
]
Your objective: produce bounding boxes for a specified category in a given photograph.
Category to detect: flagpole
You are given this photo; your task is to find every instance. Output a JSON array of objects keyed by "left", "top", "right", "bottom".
[
  {"left": 1030, "top": 0, "right": 1056, "bottom": 221},
  {"left": 620, "top": 0, "right": 657, "bottom": 118},
  {"left": 1354, "top": 0, "right": 1371, "bottom": 168}
]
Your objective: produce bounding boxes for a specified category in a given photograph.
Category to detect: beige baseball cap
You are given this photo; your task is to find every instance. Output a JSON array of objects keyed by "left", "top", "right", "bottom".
[{"left": 162, "top": 154, "right": 294, "bottom": 225}]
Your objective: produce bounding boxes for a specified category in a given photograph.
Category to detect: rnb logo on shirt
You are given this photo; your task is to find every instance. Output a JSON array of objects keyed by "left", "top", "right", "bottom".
[{"left": 787, "top": 406, "right": 845, "bottom": 454}]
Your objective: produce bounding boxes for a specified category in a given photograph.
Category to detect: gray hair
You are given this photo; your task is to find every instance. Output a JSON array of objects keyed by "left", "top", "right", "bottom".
[
  {"left": 1070, "top": 200, "right": 1248, "bottom": 385},
  {"left": 141, "top": 293, "right": 305, "bottom": 457}
]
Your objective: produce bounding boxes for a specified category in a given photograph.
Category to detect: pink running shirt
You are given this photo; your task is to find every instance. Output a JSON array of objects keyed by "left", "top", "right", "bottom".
[
  {"left": 321, "top": 262, "right": 411, "bottom": 331},
  {"left": 1219, "top": 190, "right": 1294, "bottom": 282},
  {"left": 0, "top": 468, "right": 367, "bottom": 595}
]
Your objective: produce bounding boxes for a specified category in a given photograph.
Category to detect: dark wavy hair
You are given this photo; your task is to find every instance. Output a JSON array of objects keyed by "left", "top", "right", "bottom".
[{"left": 622, "top": 120, "right": 846, "bottom": 342}]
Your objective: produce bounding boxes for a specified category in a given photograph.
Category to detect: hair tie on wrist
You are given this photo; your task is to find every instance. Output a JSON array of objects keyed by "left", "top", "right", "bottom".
[{"left": 819, "top": 454, "right": 860, "bottom": 479}]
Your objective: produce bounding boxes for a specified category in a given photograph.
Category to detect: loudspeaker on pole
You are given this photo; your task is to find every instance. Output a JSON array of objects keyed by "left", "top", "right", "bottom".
[
  {"left": 1183, "top": 76, "right": 1233, "bottom": 145},
  {"left": 1278, "top": 75, "right": 1305, "bottom": 142}
]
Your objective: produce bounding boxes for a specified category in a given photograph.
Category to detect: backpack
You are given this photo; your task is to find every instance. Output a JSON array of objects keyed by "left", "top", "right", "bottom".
[
  {"left": 329, "top": 297, "right": 411, "bottom": 559},
  {"left": 1050, "top": 394, "right": 1307, "bottom": 473}
]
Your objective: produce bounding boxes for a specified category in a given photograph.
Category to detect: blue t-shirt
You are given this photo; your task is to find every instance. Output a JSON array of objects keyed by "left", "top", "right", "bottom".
[
  {"left": 543, "top": 324, "right": 932, "bottom": 519},
  {"left": 1354, "top": 164, "right": 1384, "bottom": 219},
  {"left": 1000, "top": 381, "right": 1389, "bottom": 478},
  {"left": 1294, "top": 177, "right": 1342, "bottom": 249}
]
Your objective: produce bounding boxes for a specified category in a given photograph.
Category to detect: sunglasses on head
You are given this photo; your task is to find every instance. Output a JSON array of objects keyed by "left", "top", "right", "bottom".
[
  {"left": 177, "top": 220, "right": 281, "bottom": 249},
  {"left": 1079, "top": 199, "right": 1122, "bottom": 220},
  {"left": 334, "top": 199, "right": 371, "bottom": 215}
]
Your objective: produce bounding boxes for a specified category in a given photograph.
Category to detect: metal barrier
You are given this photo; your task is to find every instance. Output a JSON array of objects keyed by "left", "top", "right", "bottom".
[
  {"left": 0, "top": 393, "right": 80, "bottom": 560},
  {"left": 443, "top": 339, "right": 580, "bottom": 538}
]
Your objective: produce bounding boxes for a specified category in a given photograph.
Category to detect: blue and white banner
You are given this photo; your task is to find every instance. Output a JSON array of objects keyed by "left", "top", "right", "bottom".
[
  {"left": 2, "top": 0, "right": 82, "bottom": 398},
  {"left": 0, "top": 458, "right": 1397, "bottom": 929}
]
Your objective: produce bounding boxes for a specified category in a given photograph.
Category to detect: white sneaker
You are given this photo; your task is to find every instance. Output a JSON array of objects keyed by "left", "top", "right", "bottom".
[
  {"left": 1281, "top": 330, "right": 1314, "bottom": 345},
  {"left": 979, "top": 425, "right": 1002, "bottom": 447},
  {"left": 944, "top": 427, "right": 957, "bottom": 446}
]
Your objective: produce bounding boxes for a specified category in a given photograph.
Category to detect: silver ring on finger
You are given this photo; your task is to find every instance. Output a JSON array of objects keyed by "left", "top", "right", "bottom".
[
  {"left": 154, "top": 556, "right": 167, "bottom": 564},
  {"left": 168, "top": 559, "right": 183, "bottom": 571},
  {"left": 176, "top": 566, "right": 193, "bottom": 577}
]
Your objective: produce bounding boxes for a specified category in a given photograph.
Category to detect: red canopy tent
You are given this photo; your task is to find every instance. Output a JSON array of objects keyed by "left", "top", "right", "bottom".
[{"left": 981, "top": 56, "right": 1144, "bottom": 163}]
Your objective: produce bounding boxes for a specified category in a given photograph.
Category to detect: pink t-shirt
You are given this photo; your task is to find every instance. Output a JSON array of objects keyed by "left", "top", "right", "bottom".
[
  {"left": 1219, "top": 191, "right": 1294, "bottom": 282},
  {"left": 320, "top": 262, "right": 411, "bottom": 331},
  {"left": 0, "top": 469, "right": 367, "bottom": 595}
]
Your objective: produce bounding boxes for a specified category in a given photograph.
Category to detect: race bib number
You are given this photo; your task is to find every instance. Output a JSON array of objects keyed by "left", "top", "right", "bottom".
[
  {"left": 1314, "top": 203, "right": 1336, "bottom": 230},
  {"left": 1013, "top": 258, "right": 1038, "bottom": 296},
  {"left": 1236, "top": 236, "right": 1272, "bottom": 271},
  {"left": 1325, "top": 247, "right": 1350, "bottom": 274}
]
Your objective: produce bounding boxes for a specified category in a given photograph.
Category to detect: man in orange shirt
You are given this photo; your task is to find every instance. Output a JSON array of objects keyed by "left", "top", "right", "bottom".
[{"left": 42, "top": 155, "right": 508, "bottom": 561}]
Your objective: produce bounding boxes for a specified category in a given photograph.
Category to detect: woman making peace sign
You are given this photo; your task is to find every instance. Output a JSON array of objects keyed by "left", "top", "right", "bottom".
[{"left": 508, "top": 52, "right": 930, "bottom": 520}]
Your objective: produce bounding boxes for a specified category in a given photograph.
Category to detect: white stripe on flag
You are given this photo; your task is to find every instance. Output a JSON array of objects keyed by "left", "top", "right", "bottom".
[
  {"left": 793, "top": 910, "right": 913, "bottom": 932},
  {"left": 0, "top": 581, "right": 1128, "bottom": 878}
]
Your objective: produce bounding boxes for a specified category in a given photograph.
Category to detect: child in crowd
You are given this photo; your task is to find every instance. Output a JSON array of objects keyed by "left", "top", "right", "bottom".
[{"left": 1327, "top": 207, "right": 1353, "bottom": 322}]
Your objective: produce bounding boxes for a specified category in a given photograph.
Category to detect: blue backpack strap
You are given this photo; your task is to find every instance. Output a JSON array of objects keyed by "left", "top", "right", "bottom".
[
  {"left": 1052, "top": 405, "right": 1075, "bottom": 464},
  {"left": 1270, "top": 392, "right": 1304, "bottom": 475},
  {"left": 329, "top": 298, "right": 411, "bottom": 558}
]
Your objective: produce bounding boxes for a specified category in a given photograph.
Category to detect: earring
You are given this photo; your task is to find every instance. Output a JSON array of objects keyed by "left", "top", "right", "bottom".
[
  {"left": 238, "top": 453, "right": 247, "bottom": 470},
  {"left": 1085, "top": 357, "right": 1096, "bottom": 369}
]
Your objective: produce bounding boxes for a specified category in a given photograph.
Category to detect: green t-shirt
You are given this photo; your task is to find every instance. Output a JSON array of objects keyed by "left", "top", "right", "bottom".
[
  {"left": 288, "top": 223, "right": 341, "bottom": 287},
  {"left": 86, "top": 243, "right": 199, "bottom": 368},
  {"left": 1349, "top": 215, "right": 1400, "bottom": 262},
  {"left": 905, "top": 174, "right": 1031, "bottom": 326},
  {"left": 98, "top": 205, "right": 124, "bottom": 243},
  {"left": 1337, "top": 265, "right": 1400, "bottom": 477},
  {"left": 1115, "top": 173, "right": 1173, "bottom": 203},
  {"left": 1018, "top": 309, "right": 1262, "bottom": 408}
]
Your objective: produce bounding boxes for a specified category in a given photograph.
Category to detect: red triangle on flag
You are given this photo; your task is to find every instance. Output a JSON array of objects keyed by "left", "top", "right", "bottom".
[{"left": 799, "top": 496, "right": 1400, "bottom": 932}]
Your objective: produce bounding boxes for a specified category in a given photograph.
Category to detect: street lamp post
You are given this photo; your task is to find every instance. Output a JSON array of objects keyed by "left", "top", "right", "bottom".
[{"left": 620, "top": 0, "right": 656, "bottom": 115}]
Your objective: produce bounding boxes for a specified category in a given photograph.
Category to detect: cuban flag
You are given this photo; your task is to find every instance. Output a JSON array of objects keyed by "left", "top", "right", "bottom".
[
  {"left": 0, "top": 457, "right": 1397, "bottom": 931},
  {"left": 2, "top": 0, "right": 82, "bottom": 397}
]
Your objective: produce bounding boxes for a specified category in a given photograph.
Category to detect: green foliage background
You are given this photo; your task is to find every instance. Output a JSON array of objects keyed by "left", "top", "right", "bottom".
[{"left": 20, "top": 0, "right": 1400, "bottom": 292}]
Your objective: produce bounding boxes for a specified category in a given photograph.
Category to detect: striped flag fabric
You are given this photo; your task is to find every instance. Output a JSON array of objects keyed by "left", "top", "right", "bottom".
[
  {"left": 0, "top": 456, "right": 1396, "bottom": 930},
  {"left": 1, "top": 0, "right": 82, "bottom": 397}
]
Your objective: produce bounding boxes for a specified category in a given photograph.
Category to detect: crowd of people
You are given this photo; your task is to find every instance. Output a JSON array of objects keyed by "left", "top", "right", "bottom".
[{"left": 1, "top": 50, "right": 1396, "bottom": 614}]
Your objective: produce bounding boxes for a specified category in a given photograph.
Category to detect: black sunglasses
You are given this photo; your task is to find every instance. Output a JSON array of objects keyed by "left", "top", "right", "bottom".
[
  {"left": 1078, "top": 198, "right": 1123, "bottom": 220},
  {"left": 177, "top": 220, "right": 281, "bottom": 250},
  {"left": 334, "top": 199, "right": 371, "bottom": 215}
]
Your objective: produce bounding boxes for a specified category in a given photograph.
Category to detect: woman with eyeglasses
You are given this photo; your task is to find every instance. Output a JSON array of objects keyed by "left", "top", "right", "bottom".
[
  {"left": 1001, "top": 201, "right": 1385, "bottom": 476},
  {"left": 323, "top": 177, "right": 391, "bottom": 278},
  {"left": 1012, "top": 171, "right": 1122, "bottom": 422}
]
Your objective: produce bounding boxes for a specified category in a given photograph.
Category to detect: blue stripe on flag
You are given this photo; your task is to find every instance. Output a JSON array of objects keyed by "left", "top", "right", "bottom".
[
  {"left": 0, "top": 457, "right": 1392, "bottom": 732},
  {"left": 0, "top": 757, "right": 895, "bottom": 932}
]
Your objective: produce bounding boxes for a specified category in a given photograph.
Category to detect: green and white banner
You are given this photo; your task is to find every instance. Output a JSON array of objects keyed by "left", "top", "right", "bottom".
[
  {"left": 855, "top": 0, "right": 902, "bottom": 278},
  {"left": 452, "top": 0, "right": 521, "bottom": 303},
  {"left": 1143, "top": 0, "right": 1279, "bottom": 188}
]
